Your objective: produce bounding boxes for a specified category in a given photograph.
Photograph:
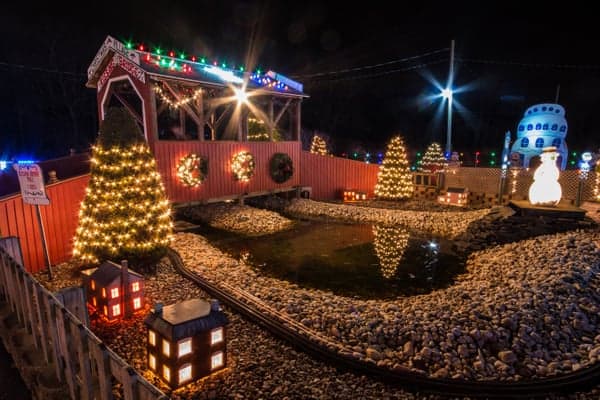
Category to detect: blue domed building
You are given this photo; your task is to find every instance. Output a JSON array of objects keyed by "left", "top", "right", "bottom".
[{"left": 510, "top": 103, "right": 568, "bottom": 170}]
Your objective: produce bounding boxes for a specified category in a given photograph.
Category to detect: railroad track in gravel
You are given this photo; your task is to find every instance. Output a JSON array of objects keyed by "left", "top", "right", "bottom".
[{"left": 167, "top": 248, "right": 600, "bottom": 399}]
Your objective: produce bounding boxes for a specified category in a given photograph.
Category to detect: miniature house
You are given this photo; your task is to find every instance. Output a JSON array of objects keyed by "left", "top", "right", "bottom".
[
  {"left": 438, "top": 187, "right": 469, "bottom": 207},
  {"left": 144, "top": 298, "right": 229, "bottom": 389},
  {"left": 343, "top": 189, "right": 367, "bottom": 202},
  {"left": 509, "top": 103, "right": 568, "bottom": 170},
  {"left": 81, "top": 260, "right": 145, "bottom": 321}
]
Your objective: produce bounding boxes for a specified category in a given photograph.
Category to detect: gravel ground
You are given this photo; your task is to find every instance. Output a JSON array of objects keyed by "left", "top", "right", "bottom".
[{"left": 35, "top": 199, "right": 600, "bottom": 399}]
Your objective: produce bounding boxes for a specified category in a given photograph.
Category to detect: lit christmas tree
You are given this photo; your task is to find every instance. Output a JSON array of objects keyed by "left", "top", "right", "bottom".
[
  {"left": 310, "top": 134, "right": 328, "bottom": 155},
  {"left": 374, "top": 135, "right": 414, "bottom": 200},
  {"left": 420, "top": 142, "right": 447, "bottom": 173},
  {"left": 73, "top": 107, "right": 173, "bottom": 271},
  {"left": 373, "top": 224, "right": 409, "bottom": 278}
]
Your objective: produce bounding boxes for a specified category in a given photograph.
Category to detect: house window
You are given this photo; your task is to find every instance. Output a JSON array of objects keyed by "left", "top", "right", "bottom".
[
  {"left": 518, "top": 125, "right": 524, "bottom": 132},
  {"left": 211, "top": 328, "right": 223, "bottom": 345},
  {"left": 535, "top": 123, "right": 541, "bottom": 130},
  {"left": 92, "top": 297, "right": 97, "bottom": 307},
  {"left": 211, "top": 352, "right": 224, "bottom": 370},
  {"left": 163, "top": 365, "right": 170, "bottom": 382},
  {"left": 552, "top": 138, "right": 561, "bottom": 147},
  {"left": 162, "top": 339, "right": 170, "bottom": 357},
  {"left": 103, "top": 306, "right": 108, "bottom": 316},
  {"left": 521, "top": 137, "right": 529, "bottom": 148},
  {"left": 90, "top": 280, "right": 95, "bottom": 290},
  {"left": 551, "top": 124, "right": 558, "bottom": 130},
  {"left": 111, "top": 287, "right": 119, "bottom": 299},
  {"left": 560, "top": 125, "right": 566, "bottom": 132},
  {"left": 132, "top": 282, "right": 140, "bottom": 292},
  {"left": 542, "top": 123, "right": 548, "bottom": 130},
  {"left": 148, "top": 353, "right": 156, "bottom": 370},
  {"left": 178, "top": 364, "right": 192, "bottom": 384},
  {"left": 133, "top": 297, "right": 141, "bottom": 309},
  {"left": 527, "top": 124, "right": 533, "bottom": 131},
  {"left": 535, "top": 138, "right": 544, "bottom": 148},
  {"left": 149, "top": 330, "right": 156, "bottom": 346},
  {"left": 112, "top": 304, "right": 121, "bottom": 317},
  {"left": 102, "top": 288, "right": 106, "bottom": 298},
  {"left": 178, "top": 338, "right": 192, "bottom": 357}
]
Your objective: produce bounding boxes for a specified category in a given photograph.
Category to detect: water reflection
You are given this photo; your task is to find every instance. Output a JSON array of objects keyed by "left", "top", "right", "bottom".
[
  {"left": 372, "top": 224, "right": 409, "bottom": 278},
  {"left": 372, "top": 224, "right": 441, "bottom": 280},
  {"left": 196, "top": 220, "right": 463, "bottom": 299}
]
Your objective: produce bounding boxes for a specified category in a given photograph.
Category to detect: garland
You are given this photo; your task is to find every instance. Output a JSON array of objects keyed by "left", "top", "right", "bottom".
[
  {"left": 231, "top": 151, "right": 255, "bottom": 182},
  {"left": 177, "top": 153, "right": 208, "bottom": 187},
  {"left": 269, "top": 152, "right": 294, "bottom": 183}
]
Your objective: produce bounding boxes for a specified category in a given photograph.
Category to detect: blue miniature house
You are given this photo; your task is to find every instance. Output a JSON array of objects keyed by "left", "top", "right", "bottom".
[{"left": 510, "top": 103, "right": 568, "bottom": 170}]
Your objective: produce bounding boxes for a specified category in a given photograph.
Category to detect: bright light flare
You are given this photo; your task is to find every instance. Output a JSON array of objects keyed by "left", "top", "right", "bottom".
[
  {"left": 233, "top": 87, "right": 248, "bottom": 104},
  {"left": 441, "top": 88, "right": 452, "bottom": 99}
]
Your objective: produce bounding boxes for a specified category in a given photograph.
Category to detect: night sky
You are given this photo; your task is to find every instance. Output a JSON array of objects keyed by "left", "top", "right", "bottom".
[{"left": 1, "top": 1, "right": 599, "bottom": 162}]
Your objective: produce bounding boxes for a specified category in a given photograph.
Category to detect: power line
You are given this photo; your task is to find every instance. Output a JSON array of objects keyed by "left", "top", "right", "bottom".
[
  {"left": 457, "top": 57, "right": 600, "bottom": 71},
  {"left": 0, "top": 61, "right": 86, "bottom": 77},
  {"left": 305, "top": 59, "right": 448, "bottom": 85},
  {"left": 291, "top": 48, "right": 449, "bottom": 79}
]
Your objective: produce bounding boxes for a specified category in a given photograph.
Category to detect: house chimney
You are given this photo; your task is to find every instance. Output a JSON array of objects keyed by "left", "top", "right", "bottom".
[
  {"left": 210, "top": 299, "right": 220, "bottom": 312},
  {"left": 154, "top": 302, "right": 163, "bottom": 315},
  {"left": 121, "top": 260, "right": 131, "bottom": 317}
]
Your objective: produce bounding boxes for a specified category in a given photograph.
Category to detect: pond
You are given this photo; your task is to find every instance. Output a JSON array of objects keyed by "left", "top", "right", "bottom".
[{"left": 195, "top": 220, "right": 465, "bottom": 299}]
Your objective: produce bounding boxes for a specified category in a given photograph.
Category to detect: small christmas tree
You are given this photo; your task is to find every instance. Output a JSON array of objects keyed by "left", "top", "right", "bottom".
[
  {"left": 374, "top": 135, "right": 414, "bottom": 200},
  {"left": 73, "top": 107, "right": 173, "bottom": 271},
  {"left": 421, "top": 142, "right": 447, "bottom": 173},
  {"left": 310, "top": 134, "right": 328, "bottom": 155}
]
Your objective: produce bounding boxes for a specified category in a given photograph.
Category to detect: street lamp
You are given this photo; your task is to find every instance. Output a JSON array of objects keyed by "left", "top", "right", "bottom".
[{"left": 441, "top": 87, "right": 453, "bottom": 156}]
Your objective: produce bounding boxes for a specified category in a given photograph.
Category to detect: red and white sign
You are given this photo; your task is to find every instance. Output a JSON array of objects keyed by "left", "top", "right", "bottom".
[{"left": 15, "top": 164, "right": 50, "bottom": 205}]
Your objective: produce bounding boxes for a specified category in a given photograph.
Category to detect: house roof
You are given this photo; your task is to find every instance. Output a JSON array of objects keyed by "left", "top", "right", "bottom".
[
  {"left": 144, "top": 298, "right": 229, "bottom": 342},
  {"left": 86, "top": 36, "right": 307, "bottom": 98},
  {"left": 89, "top": 260, "right": 144, "bottom": 288}
]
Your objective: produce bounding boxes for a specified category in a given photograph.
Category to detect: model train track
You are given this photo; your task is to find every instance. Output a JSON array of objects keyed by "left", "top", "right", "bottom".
[{"left": 168, "top": 248, "right": 600, "bottom": 399}]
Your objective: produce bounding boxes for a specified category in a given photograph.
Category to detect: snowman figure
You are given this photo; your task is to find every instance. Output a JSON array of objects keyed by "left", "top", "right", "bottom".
[{"left": 528, "top": 147, "right": 562, "bottom": 206}]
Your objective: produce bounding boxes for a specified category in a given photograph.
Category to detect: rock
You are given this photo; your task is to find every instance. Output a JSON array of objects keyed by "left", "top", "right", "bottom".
[
  {"left": 498, "top": 350, "right": 517, "bottom": 364},
  {"left": 366, "top": 347, "right": 382, "bottom": 361}
]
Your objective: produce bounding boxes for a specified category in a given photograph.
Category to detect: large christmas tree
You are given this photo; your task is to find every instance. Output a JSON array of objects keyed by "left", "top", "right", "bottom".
[
  {"left": 73, "top": 107, "right": 173, "bottom": 270},
  {"left": 374, "top": 135, "right": 414, "bottom": 200},
  {"left": 310, "top": 134, "right": 328, "bottom": 155},
  {"left": 420, "top": 142, "right": 447, "bottom": 173}
]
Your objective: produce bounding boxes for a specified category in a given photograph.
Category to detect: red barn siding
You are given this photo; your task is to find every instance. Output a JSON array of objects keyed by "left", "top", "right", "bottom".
[
  {"left": 0, "top": 175, "right": 88, "bottom": 273},
  {"left": 154, "top": 141, "right": 302, "bottom": 204},
  {"left": 300, "top": 152, "right": 379, "bottom": 200}
]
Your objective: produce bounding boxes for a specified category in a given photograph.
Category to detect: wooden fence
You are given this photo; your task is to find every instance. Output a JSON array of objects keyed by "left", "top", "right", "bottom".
[
  {"left": 154, "top": 141, "right": 302, "bottom": 204},
  {"left": 0, "top": 237, "right": 167, "bottom": 400},
  {"left": 300, "top": 152, "right": 379, "bottom": 200}
]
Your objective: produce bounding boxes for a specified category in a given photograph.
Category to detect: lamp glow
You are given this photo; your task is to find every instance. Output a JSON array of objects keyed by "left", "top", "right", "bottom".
[
  {"left": 528, "top": 147, "right": 562, "bottom": 206},
  {"left": 233, "top": 87, "right": 248, "bottom": 104},
  {"left": 441, "top": 88, "right": 452, "bottom": 100}
]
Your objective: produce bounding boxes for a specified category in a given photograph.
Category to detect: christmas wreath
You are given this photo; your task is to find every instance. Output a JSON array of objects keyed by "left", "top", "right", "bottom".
[
  {"left": 177, "top": 153, "right": 208, "bottom": 187},
  {"left": 269, "top": 152, "right": 294, "bottom": 183},
  {"left": 231, "top": 151, "right": 255, "bottom": 182}
]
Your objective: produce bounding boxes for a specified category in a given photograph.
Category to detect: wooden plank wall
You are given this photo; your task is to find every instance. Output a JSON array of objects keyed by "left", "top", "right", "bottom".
[
  {"left": 0, "top": 175, "right": 89, "bottom": 273},
  {"left": 154, "top": 141, "right": 302, "bottom": 204},
  {"left": 300, "top": 152, "right": 380, "bottom": 200}
]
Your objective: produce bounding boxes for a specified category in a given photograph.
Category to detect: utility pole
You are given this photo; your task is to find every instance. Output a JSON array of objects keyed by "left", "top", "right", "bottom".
[
  {"left": 445, "top": 39, "right": 455, "bottom": 155},
  {"left": 554, "top": 84, "right": 560, "bottom": 103}
]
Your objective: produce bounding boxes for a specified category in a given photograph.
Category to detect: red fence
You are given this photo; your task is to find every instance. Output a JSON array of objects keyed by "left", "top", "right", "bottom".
[
  {"left": 153, "top": 141, "right": 302, "bottom": 204},
  {"left": 0, "top": 175, "right": 89, "bottom": 273},
  {"left": 300, "top": 152, "right": 379, "bottom": 200},
  {"left": 0, "top": 147, "right": 381, "bottom": 272}
]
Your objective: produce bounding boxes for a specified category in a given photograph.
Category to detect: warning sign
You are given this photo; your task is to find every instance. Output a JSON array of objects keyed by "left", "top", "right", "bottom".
[{"left": 15, "top": 163, "right": 50, "bottom": 205}]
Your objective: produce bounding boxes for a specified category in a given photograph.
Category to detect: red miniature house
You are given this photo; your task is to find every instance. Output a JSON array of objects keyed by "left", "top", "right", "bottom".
[
  {"left": 144, "top": 298, "right": 229, "bottom": 389},
  {"left": 81, "top": 260, "right": 145, "bottom": 321},
  {"left": 438, "top": 187, "right": 469, "bottom": 207}
]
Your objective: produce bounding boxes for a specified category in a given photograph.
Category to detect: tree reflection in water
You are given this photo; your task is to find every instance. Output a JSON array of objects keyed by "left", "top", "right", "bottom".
[{"left": 372, "top": 224, "right": 409, "bottom": 279}]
